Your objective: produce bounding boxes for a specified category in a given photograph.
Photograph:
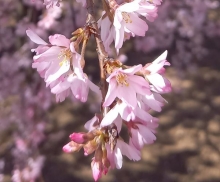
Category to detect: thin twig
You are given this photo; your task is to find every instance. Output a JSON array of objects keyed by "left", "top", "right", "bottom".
[{"left": 86, "top": 0, "right": 109, "bottom": 115}]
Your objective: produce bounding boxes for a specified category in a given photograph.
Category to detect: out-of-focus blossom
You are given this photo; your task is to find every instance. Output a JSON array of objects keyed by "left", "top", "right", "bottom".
[
  {"left": 76, "top": 0, "right": 87, "bottom": 7},
  {"left": 38, "top": 4, "right": 62, "bottom": 29},
  {"left": 44, "top": 0, "right": 62, "bottom": 8}
]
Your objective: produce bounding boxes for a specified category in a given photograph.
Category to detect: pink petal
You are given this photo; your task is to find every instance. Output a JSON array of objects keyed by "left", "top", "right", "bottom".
[
  {"left": 139, "top": 125, "right": 156, "bottom": 143},
  {"left": 135, "top": 107, "right": 153, "bottom": 122},
  {"left": 49, "top": 34, "right": 70, "bottom": 47},
  {"left": 114, "top": 27, "right": 124, "bottom": 50},
  {"left": 26, "top": 29, "right": 48, "bottom": 45},
  {"left": 118, "top": 1, "right": 139, "bottom": 12},
  {"left": 51, "top": 80, "right": 70, "bottom": 94},
  {"left": 122, "top": 64, "right": 142, "bottom": 75},
  {"left": 152, "top": 50, "right": 167, "bottom": 64},
  {"left": 114, "top": 146, "right": 123, "bottom": 169},
  {"left": 125, "top": 13, "right": 148, "bottom": 36},
  {"left": 101, "top": 107, "right": 118, "bottom": 127},
  {"left": 46, "top": 60, "right": 70, "bottom": 84},
  {"left": 103, "top": 79, "right": 118, "bottom": 106},
  {"left": 117, "top": 102, "right": 136, "bottom": 121},
  {"left": 33, "top": 46, "right": 62, "bottom": 62},
  {"left": 84, "top": 115, "right": 98, "bottom": 131},
  {"left": 117, "top": 140, "right": 141, "bottom": 161},
  {"left": 118, "top": 85, "right": 137, "bottom": 108},
  {"left": 88, "top": 80, "right": 101, "bottom": 96}
]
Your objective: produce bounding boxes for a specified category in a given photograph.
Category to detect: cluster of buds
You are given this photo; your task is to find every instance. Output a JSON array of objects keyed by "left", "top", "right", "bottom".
[
  {"left": 27, "top": 0, "right": 171, "bottom": 181},
  {"left": 63, "top": 115, "right": 141, "bottom": 181}
]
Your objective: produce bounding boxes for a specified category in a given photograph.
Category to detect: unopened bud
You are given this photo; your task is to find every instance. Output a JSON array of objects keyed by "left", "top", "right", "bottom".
[
  {"left": 63, "top": 141, "right": 82, "bottom": 153},
  {"left": 69, "top": 132, "right": 95, "bottom": 144}
]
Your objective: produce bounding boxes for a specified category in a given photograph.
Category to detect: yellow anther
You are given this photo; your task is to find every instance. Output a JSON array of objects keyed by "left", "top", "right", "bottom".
[
  {"left": 116, "top": 73, "right": 129, "bottom": 86},
  {"left": 58, "top": 48, "right": 72, "bottom": 66},
  {"left": 121, "top": 12, "right": 132, "bottom": 23}
]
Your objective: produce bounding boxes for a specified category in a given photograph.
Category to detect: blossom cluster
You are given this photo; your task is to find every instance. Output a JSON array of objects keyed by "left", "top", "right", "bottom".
[
  {"left": 26, "top": 0, "right": 172, "bottom": 181},
  {"left": 99, "top": 0, "right": 161, "bottom": 52},
  {"left": 62, "top": 50, "right": 171, "bottom": 181}
]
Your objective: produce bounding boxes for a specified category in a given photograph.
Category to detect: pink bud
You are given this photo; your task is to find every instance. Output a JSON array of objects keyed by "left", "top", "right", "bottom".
[
  {"left": 91, "top": 160, "right": 102, "bottom": 181},
  {"left": 62, "top": 141, "right": 82, "bottom": 153},
  {"left": 69, "top": 132, "right": 87, "bottom": 144}
]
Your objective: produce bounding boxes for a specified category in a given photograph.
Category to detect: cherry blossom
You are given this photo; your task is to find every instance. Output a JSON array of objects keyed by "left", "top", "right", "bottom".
[
  {"left": 142, "top": 50, "right": 172, "bottom": 93},
  {"left": 103, "top": 64, "right": 151, "bottom": 108}
]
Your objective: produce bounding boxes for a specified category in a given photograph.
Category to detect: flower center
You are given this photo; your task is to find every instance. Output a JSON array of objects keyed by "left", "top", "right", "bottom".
[
  {"left": 58, "top": 48, "right": 72, "bottom": 66},
  {"left": 116, "top": 73, "right": 129, "bottom": 86},
  {"left": 121, "top": 12, "right": 132, "bottom": 23}
]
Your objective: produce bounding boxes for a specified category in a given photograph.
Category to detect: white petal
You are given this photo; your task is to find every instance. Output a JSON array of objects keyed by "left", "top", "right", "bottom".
[
  {"left": 114, "top": 146, "right": 123, "bottom": 169},
  {"left": 46, "top": 60, "right": 70, "bottom": 83},
  {"left": 152, "top": 51, "right": 168, "bottom": 64},
  {"left": 26, "top": 30, "right": 48, "bottom": 45},
  {"left": 101, "top": 107, "right": 118, "bottom": 127}
]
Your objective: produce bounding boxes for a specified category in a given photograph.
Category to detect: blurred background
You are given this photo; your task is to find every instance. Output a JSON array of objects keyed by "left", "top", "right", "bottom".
[{"left": 0, "top": 0, "right": 220, "bottom": 181}]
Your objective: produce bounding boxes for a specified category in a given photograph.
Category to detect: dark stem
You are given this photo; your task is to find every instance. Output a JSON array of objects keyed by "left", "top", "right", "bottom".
[{"left": 86, "top": 0, "right": 109, "bottom": 115}]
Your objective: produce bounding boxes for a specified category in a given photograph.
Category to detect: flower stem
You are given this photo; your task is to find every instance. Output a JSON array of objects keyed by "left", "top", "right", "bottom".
[{"left": 86, "top": 0, "right": 109, "bottom": 115}]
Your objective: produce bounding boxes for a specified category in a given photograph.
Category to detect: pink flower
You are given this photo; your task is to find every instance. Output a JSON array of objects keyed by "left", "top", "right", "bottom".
[
  {"left": 38, "top": 4, "right": 62, "bottom": 29},
  {"left": 50, "top": 72, "right": 101, "bottom": 102},
  {"left": 127, "top": 118, "right": 158, "bottom": 150},
  {"left": 137, "top": 92, "right": 166, "bottom": 112},
  {"left": 101, "top": 100, "right": 154, "bottom": 127},
  {"left": 143, "top": 50, "right": 172, "bottom": 93},
  {"left": 138, "top": 1, "right": 158, "bottom": 22},
  {"left": 107, "top": 139, "right": 141, "bottom": 169},
  {"left": 113, "top": 1, "right": 149, "bottom": 51},
  {"left": 103, "top": 65, "right": 151, "bottom": 108},
  {"left": 91, "top": 159, "right": 102, "bottom": 181},
  {"left": 26, "top": 29, "right": 76, "bottom": 83},
  {"left": 99, "top": 0, "right": 161, "bottom": 52},
  {"left": 27, "top": 30, "right": 101, "bottom": 102},
  {"left": 98, "top": 12, "right": 115, "bottom": 52}
]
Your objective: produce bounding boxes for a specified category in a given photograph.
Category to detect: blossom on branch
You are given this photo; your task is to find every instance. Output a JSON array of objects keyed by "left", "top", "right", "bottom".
[
  {"left": 99, "top": 0, "right": 159, "bottom": 52},
  {"left": 142, "top": 50, "right": 172, "bottom": 93},
  {"left": 26, "top": 30, "right": 100, "bottom": 102},
  {"left": 103, "top": 64, "right": 151, "bottom": 108}
]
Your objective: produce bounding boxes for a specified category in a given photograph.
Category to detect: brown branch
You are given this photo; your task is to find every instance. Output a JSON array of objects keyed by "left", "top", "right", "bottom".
[
  {"left": 86, "top": 0, "right": 109, "bottom": 115},
  {"left": 80, "top": 39, "right": 87, "bottom": 69}
]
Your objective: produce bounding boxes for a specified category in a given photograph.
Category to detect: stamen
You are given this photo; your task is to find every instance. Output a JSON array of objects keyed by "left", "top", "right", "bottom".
[
  {"left": 121, "top": 12, "right": 132, "bottom": 23},
  {"left": 116, "top": 73, "right": 129, "bottom": 86},
  {"left": 58, "top": 48, "right": 72, "bottom": 66}
]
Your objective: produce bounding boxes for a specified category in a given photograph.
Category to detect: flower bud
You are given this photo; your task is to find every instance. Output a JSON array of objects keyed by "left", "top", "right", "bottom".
[
  {"left": 69, "top": 132, "right": 95, "bottom": 144},
  {"left": 62, "top": 141, "right": 82, "bottom": 153}
]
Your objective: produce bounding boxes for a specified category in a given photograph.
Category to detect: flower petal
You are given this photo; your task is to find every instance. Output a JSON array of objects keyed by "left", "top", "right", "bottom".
[{"left": 26, "top": 29, "right": 48, "bottom": 45}]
